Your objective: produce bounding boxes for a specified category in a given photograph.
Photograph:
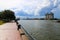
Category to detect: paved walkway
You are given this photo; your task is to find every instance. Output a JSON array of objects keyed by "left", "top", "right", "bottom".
[{"left": 0, "top": 22, "right": 22, "bottom": 40}]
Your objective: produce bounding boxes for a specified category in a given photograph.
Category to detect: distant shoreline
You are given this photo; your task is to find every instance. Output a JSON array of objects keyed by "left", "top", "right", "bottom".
[
  {"left": 20, "top": 18, "right": 60, "bottom": 20},
  {"left": 20, "top": 19, "right": 60, "bottom": 20}
]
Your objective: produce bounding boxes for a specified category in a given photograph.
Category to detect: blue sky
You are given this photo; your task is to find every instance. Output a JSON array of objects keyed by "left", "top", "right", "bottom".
[{"left": 0, "top": 0, "right": 60, "bottom": 18}]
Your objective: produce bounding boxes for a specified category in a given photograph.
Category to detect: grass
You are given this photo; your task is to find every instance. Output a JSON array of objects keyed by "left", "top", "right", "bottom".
[{"left": 0, "top": 20, "right": 5, "bottom": 25}]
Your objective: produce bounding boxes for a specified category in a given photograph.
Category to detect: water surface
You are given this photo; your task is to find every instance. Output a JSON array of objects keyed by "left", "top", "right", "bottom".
[{"left": 19, "top": 20, "right": 60, "bottom": 40}]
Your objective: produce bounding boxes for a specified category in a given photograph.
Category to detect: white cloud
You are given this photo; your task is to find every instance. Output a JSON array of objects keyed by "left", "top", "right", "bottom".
[
  {"left": 0, "top": 0, "right": 19, "bottom": 9},
  {"left": 0, "top": 0, "right": 59, "bottom": 16}
]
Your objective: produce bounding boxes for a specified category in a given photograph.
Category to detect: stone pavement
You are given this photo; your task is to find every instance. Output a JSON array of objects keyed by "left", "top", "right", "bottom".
[{"left": 0, "top": 22, "right": 22, "bottom": 40}]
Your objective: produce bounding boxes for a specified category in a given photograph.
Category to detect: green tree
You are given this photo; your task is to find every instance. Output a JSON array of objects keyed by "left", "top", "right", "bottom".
[
  {"left": 1, "top": 10, "right": 16, "bottom": 21},
  {"left": 0, "top": 12, "right": 3, "bottom": 20}
]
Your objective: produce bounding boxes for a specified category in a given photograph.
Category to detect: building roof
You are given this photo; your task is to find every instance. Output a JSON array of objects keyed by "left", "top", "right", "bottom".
[{"left": 45, "top": 12, "right": 54, "bottom": 16}]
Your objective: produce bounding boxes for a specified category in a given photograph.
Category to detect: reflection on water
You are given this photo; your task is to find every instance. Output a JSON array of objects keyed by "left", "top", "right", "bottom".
[{"left": 19, "top": 20, "right": 60, "bottom": 40}]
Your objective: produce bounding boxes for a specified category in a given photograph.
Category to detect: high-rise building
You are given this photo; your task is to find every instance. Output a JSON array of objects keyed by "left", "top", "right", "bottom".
[{"left": 45, "top": 12, "right": 54, "bottom": 20}]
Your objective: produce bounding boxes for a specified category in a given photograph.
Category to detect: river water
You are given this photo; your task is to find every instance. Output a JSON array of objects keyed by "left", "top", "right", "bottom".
[{"left": 19, "top": 20, "right": 60, "bottom": 40}]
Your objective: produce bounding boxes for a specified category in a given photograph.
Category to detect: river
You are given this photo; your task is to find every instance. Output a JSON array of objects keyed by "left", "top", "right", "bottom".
[{"left": 18, "top": 20, "right": 60, "bottom": 40}]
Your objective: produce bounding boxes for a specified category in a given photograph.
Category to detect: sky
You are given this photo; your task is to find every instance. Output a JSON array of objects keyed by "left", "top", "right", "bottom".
[{"left": 0, "top": 0, "right": 60, "bottom": 18}]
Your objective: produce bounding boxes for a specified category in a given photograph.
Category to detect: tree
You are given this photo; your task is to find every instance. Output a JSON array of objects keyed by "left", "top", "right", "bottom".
[
  {"left": 1, "top": 10, "right": 16, "bottom": 22},
  {"left": 0, "top": 12, "right": 3, "bottom": 20}
]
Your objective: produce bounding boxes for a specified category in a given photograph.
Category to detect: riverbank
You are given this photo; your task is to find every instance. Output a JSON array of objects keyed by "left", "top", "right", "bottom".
[{"left": 0, "top": 22, "right": 29, "bottom": 40}]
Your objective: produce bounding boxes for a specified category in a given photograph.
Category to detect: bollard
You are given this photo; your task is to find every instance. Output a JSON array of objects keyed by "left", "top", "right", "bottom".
[{"left": 17, "top": 24, "right": 21, "bottom": 30}]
